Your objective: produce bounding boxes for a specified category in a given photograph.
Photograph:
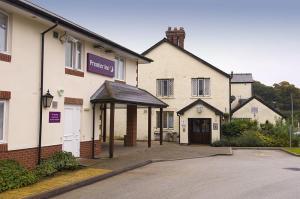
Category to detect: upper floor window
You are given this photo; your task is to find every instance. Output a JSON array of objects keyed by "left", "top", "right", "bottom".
[
  {"left": 65, "top": 37, "right": 82, "bottom": 70},
  {"left": 192, "top": 78, "right": 210, "bottom": 97},
  {"left": 0, "top": 11, "right": 8, "bottom": 52},
  {"left": 0, "top": 101, "right": 5, "bottom": 142},
  {"left": 115, "top": 57, "right": 125, "bottom": 81},
  {"left": 157, "top": 79, "right": 174, "bottom": 97},
  {"left": 156, "top": 111, "right": 174, "bottom": 129}
]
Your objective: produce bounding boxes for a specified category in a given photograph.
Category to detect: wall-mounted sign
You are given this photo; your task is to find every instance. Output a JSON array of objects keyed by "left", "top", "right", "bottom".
[
  {"left": 87, "top": 53, "right": 115, "bottom": 77},
  {"left": 213, "top": 123, "right": 218, "bottom": 130},
  {"left": 49, "top": 112, "right": 61, "bottom": 123}
]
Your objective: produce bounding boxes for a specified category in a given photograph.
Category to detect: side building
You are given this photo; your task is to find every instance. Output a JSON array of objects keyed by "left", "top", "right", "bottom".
[
  {"left": 0, "top": 0, "right": 158, "bottom": 168},
  {"left": 134, "top": 27, "right": 231, "bottom": 145}
]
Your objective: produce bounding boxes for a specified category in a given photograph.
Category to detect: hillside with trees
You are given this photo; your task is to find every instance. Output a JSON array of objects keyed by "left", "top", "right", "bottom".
[{"left": 253, "top": 81, "right": 300, "bottom": 127}]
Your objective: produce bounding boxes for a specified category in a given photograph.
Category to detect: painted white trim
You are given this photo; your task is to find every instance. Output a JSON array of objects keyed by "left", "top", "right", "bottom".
[
  {"left": 0, "top": 9, "right": 10, "bottom": 54},
  {"left": 114, "top": 57, "right": 126, "bottom": 81},
  {"left": 0, "top": 100, "right": 7, "bottom": 144}
]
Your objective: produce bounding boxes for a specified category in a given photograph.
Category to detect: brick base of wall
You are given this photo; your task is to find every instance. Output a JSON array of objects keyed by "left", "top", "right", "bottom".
[
  {"left": 80, "top": 140, "right": 101, "bottom": 159},
  {"left": 0, "top": 145, "right": 62, "bottom": 169}
]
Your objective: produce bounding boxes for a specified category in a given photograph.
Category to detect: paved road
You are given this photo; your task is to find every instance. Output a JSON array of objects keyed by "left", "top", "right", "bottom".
[{"left": 54, "top": 150, "right": 300, "bottom": 199}]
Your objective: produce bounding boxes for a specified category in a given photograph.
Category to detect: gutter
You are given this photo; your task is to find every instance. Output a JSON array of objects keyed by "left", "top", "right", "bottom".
[
  {"left": 229, "top": 72, "right": 233, "bottom": 122},
  {"left": 38, "top": 23, "right": 58, "bottom": 164}
]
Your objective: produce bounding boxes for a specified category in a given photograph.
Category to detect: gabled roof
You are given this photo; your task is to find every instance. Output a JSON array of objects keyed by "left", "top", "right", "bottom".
[
  {"left": 142, "top": 38, "right": 230, "bottom": 78},
  {"left": 90, "top": 81, "right": 168, "bottom": 108},
  {"left": 231, "top": 73, "right": 254, "bottom": 83},
  {"left": 177, "top": 98, "right": 224, "bottom": 115},
  {"left": 4, "top": 0, "right": 152, "bottom": 63},
  {"left": 231, "top": 95, "right": 285, "bottom": 118}
]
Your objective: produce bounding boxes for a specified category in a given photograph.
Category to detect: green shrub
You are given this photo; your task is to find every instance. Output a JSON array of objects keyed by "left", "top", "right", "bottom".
[
  {"left": 48, "top": 151, "right": 79, "bottom": 171},
  {"left": 211, "top": 139, "right": 231, "bottom": 147},
  {"left": 233, "top": 131, "right": 265, "bottom": 147},
  {"left": 222, "top": 119, "right": 258, "bottom": 137},
  {"left": 0, "top": 160, "right": 38, "bottom": 193},
  {"left": 34, "top": 160, "right": 57, "bottom": 178}
]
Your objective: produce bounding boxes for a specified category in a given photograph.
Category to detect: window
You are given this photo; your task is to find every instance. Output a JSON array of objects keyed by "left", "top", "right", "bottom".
[
  {"left": 0, "top": 101, "right": 5, "bottom": 142},
  {"left": 65, "top": 38, "right": 82, "bottom": 70},
  {"left": 115, "top": 57, "right": 125, "bottom": 81},
  {"left": 191, "top": 78, "right": 210, "bottom": 97},
  {"left": 0, "top": 11, "right": 8, "bottom": 52},
  {"left": 157, "top": 79, "right": 174, "bottom": 97},
  {"left": 156, "top": 111, "right": 174, "bottom": 129}
]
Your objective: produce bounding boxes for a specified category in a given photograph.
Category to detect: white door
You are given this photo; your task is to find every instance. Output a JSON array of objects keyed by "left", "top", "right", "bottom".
[{"left": 63, "top": 105, "right": 81, "bottom": 157}]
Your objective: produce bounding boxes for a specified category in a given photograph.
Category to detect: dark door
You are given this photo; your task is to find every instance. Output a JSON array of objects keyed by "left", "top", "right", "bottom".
[{"left": 188, "top": 118, "right": 211, "bottom": 144}]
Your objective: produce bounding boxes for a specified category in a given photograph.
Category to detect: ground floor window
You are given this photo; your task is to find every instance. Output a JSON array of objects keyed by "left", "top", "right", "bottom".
[
  {"left": 0, "top": 101, "right": 5, "bottom": 142},
  {"left": 156, "top": 111, "right": 174, "bottom": 129}
]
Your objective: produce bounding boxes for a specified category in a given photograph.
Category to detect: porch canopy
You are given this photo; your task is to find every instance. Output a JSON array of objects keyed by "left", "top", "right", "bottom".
[{"left": 90, "top": 80, "right": 168, "bottom": 158}]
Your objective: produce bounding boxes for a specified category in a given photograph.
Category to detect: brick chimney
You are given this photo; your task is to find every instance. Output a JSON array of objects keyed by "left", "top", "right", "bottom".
[{"left": 165, "top": 27, "right": 185, "bottom": 48}]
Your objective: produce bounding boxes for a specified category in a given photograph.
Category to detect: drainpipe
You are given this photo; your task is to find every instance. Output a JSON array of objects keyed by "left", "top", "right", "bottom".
[
  {"left": 38, "top": 23, "right": 58, "bottom": 165},
  {"left": 177, "top": 113, "right": 181, "bottom": 144},
  {"left": 229, "top": 71, "right": 233, "bottom": 122}
]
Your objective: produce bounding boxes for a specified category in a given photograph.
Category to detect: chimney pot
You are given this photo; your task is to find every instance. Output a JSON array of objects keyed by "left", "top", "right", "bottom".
[{"left": 165, "top": 27, "right": 186, "bottom": 48}]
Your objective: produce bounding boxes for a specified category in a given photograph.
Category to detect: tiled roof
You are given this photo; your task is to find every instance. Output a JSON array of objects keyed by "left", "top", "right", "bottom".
[
  {"left": 231, "top": 73, "right": 254, "bottom": 83},
  {"left": 90, "top": 81, "right": 168, "bottom": 108}
]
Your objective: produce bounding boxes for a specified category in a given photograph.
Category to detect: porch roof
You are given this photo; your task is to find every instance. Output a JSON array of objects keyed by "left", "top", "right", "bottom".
[
  {"left": 177, "top": 98, "right": 224, "bottom": 115},
  {"left": 90, "top": 81, "right": 168, "bottom": 108}
]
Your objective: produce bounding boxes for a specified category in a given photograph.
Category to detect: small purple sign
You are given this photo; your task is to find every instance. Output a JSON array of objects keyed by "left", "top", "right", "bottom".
[
  {"left": 49, "top": 112, "right": 61, "bottom": 123},
  {"left": 87, "top": 53, "right": 115, "bottom": 77}
]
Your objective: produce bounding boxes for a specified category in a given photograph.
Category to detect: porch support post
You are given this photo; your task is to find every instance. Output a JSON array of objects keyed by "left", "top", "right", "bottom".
[
  {"left": 109, "top": 103, "right": 115, "bottom": 158},
  {"left": 103, "top": 104, "right": 107, "bottom": 142},
  {"left": 92, "top": 103, "right": 95, "bottom": 159},
  {"left": 148, "top": 107, "right": 152, "bottom": 148},
  {"left": 160, "top": 107, "right": 163, "bottom": 145}
]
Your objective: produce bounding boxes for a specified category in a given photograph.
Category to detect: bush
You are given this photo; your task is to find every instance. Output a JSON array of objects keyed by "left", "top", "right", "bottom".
[
  {"left": 0, "top": 160, "right": 38, "bottom": 193},
  {"left": 222, "top": 119, "right": 258, "bottom": 137},
  {"left": 34, "top": 160, "right": 57, "bottom": 178},
  {"left": 48, "top": 151, "right": 79, "bottom": 171}
]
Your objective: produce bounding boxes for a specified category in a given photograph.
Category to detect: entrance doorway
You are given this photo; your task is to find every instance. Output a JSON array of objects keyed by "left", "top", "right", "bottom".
[
  {"left": 188, "top": 118, "right": 211, "bottom": 144},
  {"left": 63, "top": 105, "right": 81, "bottom": 157}
]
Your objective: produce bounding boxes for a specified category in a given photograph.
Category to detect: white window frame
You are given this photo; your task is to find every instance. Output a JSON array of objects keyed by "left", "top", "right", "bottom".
[
  {"left": 0, "top": 10, "right": 9, "bottom": 54},
  {"left": 191, "top": 78, "right": 211, "bottom": 97},
  {"left": 0, "top": 101, "right": 7, "bottom": 143},
  {"left": 156, "top": 79, "right": 174, "bottom": 97},
  {"left": 156, "top": 111, "right": 174, "bottom": 129},
  {"left": 65, "top": 37, "right": 83, "bottom": 71},
  {"left": 115, "top": 57, "right": 126, "bottom": 81}
]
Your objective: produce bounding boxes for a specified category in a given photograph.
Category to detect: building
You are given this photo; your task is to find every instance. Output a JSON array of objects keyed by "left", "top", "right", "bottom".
[
  {"left": 0, "top": 0, "right": 167, "bottom": 168},
  {"left": 231, "top": 96, "right": 284, "bottom": 124},
  {"left": 230, "top": 73, "right": 254, "bottom": 109},
  {"left": 230, "top": 74, "right": 284, "bottom": 123},
  {"left": 132, "top": 27, "right": 231, "bottom": 145}
]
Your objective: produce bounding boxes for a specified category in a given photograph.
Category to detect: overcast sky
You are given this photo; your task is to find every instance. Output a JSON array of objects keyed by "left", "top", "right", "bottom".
[{"left": 31, "top": 0, "right": 300, "bottom": 87}]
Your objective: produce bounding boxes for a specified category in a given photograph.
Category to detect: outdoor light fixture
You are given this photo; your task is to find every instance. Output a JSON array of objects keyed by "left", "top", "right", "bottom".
[{"left": 42, "top": 90, "right": 54, "bottom": 108}]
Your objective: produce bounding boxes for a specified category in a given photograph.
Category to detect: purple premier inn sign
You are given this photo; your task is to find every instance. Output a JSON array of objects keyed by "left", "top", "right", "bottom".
[
  {"left": 87, "top": 53, "right": 115, "bottom": 77},
  {"left": 49, "top": 112, "right": 61, "bottom": 123}
]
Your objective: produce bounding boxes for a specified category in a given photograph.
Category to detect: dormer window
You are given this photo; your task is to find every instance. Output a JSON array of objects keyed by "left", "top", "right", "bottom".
[{"left": 0, "top": 11, "right": 8, "bottom": 52}]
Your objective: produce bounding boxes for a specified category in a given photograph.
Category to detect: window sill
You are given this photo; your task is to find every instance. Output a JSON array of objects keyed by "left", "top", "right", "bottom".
[
  {"left": 190, "top": 96, "right": 212, "bottom": 99},
  {"left": 65, "top": 68, "right": 84, "bottom": 77},
  {"left": 114, "top": 79, "right": 126, "bottom": 84},
  {"left": 158, "top": 97, "right": 175, "bottom": 99},
  {"left": 0, "top": 52, "right": 11, "bottom": 62}
]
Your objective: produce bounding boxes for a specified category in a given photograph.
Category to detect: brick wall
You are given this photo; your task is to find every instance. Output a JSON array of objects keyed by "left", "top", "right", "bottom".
[
  {"left": 125, "top": 105, "right": 137, "bottom": 146},
  {"left": 0, "top": 145, "right": 62, "bottom": 169},
  {"left": 80, "top": 140, "right": 101, "bottom": 158}
]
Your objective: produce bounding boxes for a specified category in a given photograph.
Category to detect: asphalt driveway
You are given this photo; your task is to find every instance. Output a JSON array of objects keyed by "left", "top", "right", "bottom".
[{"left": 54, "top": 150, "right": 300, "bottom": 199}]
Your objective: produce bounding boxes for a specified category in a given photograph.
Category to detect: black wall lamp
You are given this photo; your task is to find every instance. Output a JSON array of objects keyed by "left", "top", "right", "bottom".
[{"left": 42, "top": 90, "right": 54, "bottom": 108}]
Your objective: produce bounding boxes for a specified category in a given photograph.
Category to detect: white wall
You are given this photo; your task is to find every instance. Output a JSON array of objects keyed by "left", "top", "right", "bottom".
[
  {"left": 232, "top": 98, "right": 282, "bottom": 124},
  {"left": 231, "top": 83, "right": 252, "bottom": 109}
]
